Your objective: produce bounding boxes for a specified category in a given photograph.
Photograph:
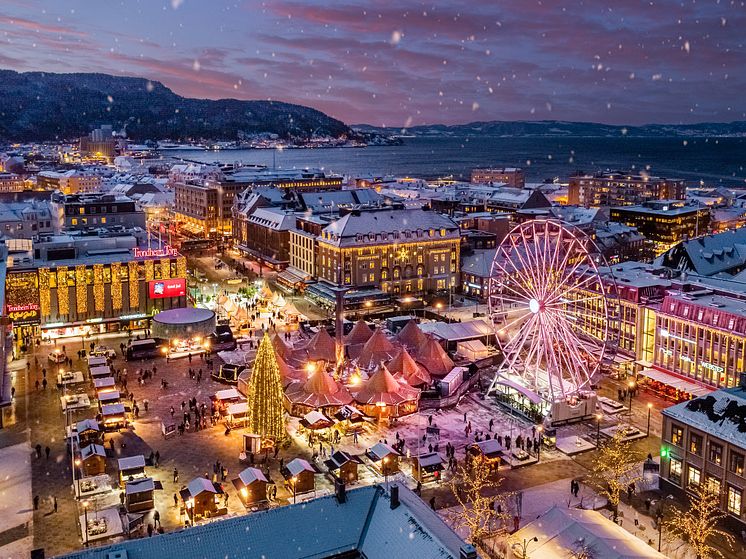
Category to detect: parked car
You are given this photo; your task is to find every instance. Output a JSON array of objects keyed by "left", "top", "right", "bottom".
[
  {"left": 48, "top": 350, "right": 66, "bottom": 363},
  {"left": 91, "top": 346, "right": 117, "bottom": 359}
]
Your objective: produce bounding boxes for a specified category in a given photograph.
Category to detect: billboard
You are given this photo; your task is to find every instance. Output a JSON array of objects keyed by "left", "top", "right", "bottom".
[{"left": 148, "top": 278, "right": 186, "bottom": 299}]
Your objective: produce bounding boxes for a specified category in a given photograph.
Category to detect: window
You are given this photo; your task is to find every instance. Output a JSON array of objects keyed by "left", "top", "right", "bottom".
[
  {"left": 101, "top": 217, "right": 107, "bottom": 224},
  {"left": 671, "top": 425, "right": 684, "bottom": 446},
  {"left": 706, "top": 475, "right": 721, "bottom": 495},
  {"left": 727, "top": 486, "right": 742, "bottom": 516},
  {"left": 730, "top": 452, "right": 744, "bottom": 476},
  {"left": 669, "top": 457, "right": 683, "bottom": 485},
  {"left": 689, "top": 433, "right": 702, "bottom": 455},
  {"left": 688, "top": 465, "right": 701, "bottom": 487},
  {"left": 709, "top": 442, "right": 723, "bottom": 465}
]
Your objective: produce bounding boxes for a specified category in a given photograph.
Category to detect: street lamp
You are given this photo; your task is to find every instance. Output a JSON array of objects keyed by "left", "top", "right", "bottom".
[
  {"left": 435, "top": 302, "right": 443, "bottom": 317},
  {"left": 536, "top": 426, "right": 543, "bottom": 462},
  {"left": 647, "top": 403, "right": 653, "bottom": 436},
  {"left": 519, "top": 536, "right": 539, "bottom": 559},
  {"left": 628, "top": 380, "right": 636, "bottom": 413},
  {"left": 83, "top": 501, "right": 89, "bottom": 546},
  {"left": 291, "top": 476, "right": 298, "bottom": 504},
  {"left": 595, "top": 413, "right": 603, "bottom": 450}
]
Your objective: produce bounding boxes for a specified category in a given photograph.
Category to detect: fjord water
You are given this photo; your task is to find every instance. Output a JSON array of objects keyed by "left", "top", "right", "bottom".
[{"left": 173, "top": 136, "right": 746, "bottom": 185}]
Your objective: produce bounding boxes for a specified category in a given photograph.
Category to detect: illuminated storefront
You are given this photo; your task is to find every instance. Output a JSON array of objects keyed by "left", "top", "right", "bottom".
[{"left": 4, "top": 250, "right": 188, "bottom": 340}]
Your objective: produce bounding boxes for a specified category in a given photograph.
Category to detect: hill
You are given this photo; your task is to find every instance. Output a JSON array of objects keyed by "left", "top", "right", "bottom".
[{"left": 0, "top": 69, "right": 351, "bottom": 142}]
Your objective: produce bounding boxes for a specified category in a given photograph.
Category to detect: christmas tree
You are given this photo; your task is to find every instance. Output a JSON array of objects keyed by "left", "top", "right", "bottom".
[{"left": 247, "top": 332, "right": 286, "bottom": 442}]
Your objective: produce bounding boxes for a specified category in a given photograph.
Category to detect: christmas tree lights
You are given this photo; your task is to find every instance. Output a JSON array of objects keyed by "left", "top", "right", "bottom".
[{"left": 247, "top": 332, "right": 286, "bottom": 442}]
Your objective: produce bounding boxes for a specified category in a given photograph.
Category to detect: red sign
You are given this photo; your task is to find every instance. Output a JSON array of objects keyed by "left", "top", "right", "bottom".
[{"left": 148, "top": 278, "right": 186, "bottom": 299}]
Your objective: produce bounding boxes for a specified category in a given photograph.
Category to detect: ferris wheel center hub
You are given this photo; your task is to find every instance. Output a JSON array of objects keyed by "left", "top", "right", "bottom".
[{"left": 529, "top": 298, "right": 541, "bottom": 314}]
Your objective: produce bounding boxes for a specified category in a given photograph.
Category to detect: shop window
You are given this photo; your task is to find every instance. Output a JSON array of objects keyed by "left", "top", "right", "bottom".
[
  {"left": 728, "top": 486, "right": 742, "bottom": 516},
  {"left": 689, "top": 433, "right": 702, "bottom": 455},
  {"left": 669, "top": 457, "right": 683, "bottom": 485},
  {"left": 730, "top": 452, "right": 744, "bottom": 476},
  {"left": 688, "top": 465, "right": 701, "bottom": 487},
  {"left": 709, "top": 442, "right": 723, "bottom": 466},
  {"left": 706, "top": 475, "right": 721, "bottom": 495}
]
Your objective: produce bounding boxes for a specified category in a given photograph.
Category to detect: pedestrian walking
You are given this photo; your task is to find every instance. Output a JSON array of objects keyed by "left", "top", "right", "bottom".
[
  {"left": 147, "top": 523, "right": 154, "bottom": 537},
  {"left": 173, "top": 493, "right": 178, "bottom": 507},
  {"left": 429, "top": 497, "right": 436, "bottom": 510},
  {"left": 153, "top": 510, "right": 160, "bottom": 528},
  {"left": 35, "top": 444, "right": 42, "bottom": 458},
  {"left": 33, "top": 495, "right": 39, "bottom": 510},
  {"left": 155, "top": 450, "right": 160, "bottom": 467},
  {"left": 53, "top": 496, "right": 58, "bottom": 513},
  {"left": 45, "top": 446, "right": 50, "bottom": 459},
  {"left": 173, "top": 468, "right": 179, "bottom": 483}
]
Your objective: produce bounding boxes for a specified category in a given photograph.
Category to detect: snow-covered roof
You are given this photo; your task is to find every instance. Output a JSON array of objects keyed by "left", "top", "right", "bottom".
[
  {"left": 76, "top": 418, "right": 100, "bottom": 433},
  {"left": 248, "top": 208, "right": 295, "bottom": 231},
  {"left": 187, "top": 477, "right": 220, "bottom": 496},
  {"left": 419, "top": 319, "right": 493, "bottom": 342},
  {"left": 368, "top": 442, "right": 399, "bottom": 461},
  {"left": 58, "top": 484, "right": 469, "bottom": 559},
  {"left": 81, "top": 444, "right": 106, "bottom": 460},
  {"left": 214, "top": 388, "right": 242, "bottom": 401},
  {"left": 285, "top": 458, "right": 315, "bottom": 476},
  {"left": 662, "top": 386, "right": 746, "bottom": 448},
  {"left": 237, "top": 467, "right": 268, "bottom": 486},
  {"left": 508, "top": 505, "right": 666, "bottom": 558},
  {"left": 117, "top": 455, "right": 146, "bottom": 471},
  {"left": 125, "top": 477, "right": 155, "bottom": 495},
  {"left": 461, "top": 249, "right": 497, "bottom": 278}
]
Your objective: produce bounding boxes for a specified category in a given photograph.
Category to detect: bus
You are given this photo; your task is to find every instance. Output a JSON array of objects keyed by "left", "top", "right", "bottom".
[{"left": 126, "top": 339, "right": 160, "bottom": 361}]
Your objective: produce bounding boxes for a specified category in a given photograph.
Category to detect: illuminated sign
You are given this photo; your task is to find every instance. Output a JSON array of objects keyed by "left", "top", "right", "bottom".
[
  {"left": 5, "top": 272, "right": 40, "bottom": 325},
  {"left": 148, "top": 278, "right": 186, "bottom": 299},
  {"left": 701, "top": 362, "right": 724, "bottom": 373},
  {"left": 120, "top": 313, "right": 148, "bottom": 320},
  {"left": 133, "top": 245, "right": 178, "bottom": 259}
]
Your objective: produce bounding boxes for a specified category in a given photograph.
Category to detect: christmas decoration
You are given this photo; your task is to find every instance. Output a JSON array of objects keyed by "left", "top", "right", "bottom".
[
  {"left": 588, "top": 429, "right": 643, "bottom": 521},
  {"left": 111, "top": 263, "right": 122, "bottom": 310},
  {"left": 247, "top": 332, "right": 286, "bottom": 442}
]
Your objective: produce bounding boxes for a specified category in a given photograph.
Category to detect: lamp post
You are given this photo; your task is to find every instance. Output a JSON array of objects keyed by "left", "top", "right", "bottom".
[
  {"left": 83, "top": 501, "right": 89, "bottom": 546},
  {"left": 628, "top": 380, "right": 636, "bottom": 414},
  {"left": 595, "top": 413, "right": 603, "bottom": 450},
  {"left": 520, "top": 536, "right": 539, "bottom": 559},
  {"left": 647, "top": 403, "right": 653, "bottom": 436},
  {"left": 435, "top": 302, "right": 443, "bottom": 317},
  {"left": 291, "top": 476, "right": 297, "bottom": 504},
  {"left": 536, "top": 426, "right": 543, "bottom": 462}
]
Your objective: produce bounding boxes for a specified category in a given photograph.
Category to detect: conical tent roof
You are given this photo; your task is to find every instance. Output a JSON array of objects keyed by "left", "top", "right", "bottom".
[
  {"left": 356, "top": 329, "right": 397, "bottom": 370},
  {"left": 282, "top": 300, "right": 302, "bottom": 317},
  {"left": 306, "top": 327, "right": 337, "bottom": 362},
  {"left": 387, "top": 347, "right": 431, "bottom": 387},
  {"left": 353, "top": 364, "right": 420, "bottom": 405},
  {"left": 415, "top": 334, "right": 454, "bottom": 378},
  {"left": 396, "top": 319, "right": 427, "bottom": 350},
  {"left": 271, "top": 332, "right": 289, "bottom": 359},
  {"left": 277, "top": 353, "right": 304, "bottom": 383},
  {"left": 345, "top": 319, "right": 373, "bottom": 346},
  {"left": 284, "top": 369, "right": 352, "bottom": 408}
]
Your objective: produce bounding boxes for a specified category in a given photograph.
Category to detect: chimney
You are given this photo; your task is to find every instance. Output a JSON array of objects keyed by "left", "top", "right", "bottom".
[
  {"left": 334, "top": 478, "right": 346, "bottom": 504},
  {"left": 389, "top": 484, "right": 400, "bottom": 509},
  {"left": 459, "top": 544, "right": 477, "bottom": 559}
]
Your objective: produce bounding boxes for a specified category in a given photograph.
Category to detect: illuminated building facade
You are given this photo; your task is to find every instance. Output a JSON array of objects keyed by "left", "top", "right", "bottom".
[
  {"left": 661, "top": 385, "right": 746, "bottom": 528},
  {"left": 37, "top": 171, "right": 102, "bottom": 195},
  {"left": 173, "top": 180, "right": 243, "bottom": 238},
  {"left": 316, "top": 208, "right": 460, "bottom": 298},
  {"left": 0, "top": 172, "right": 25, "bottom": 193},
  {"left": 3, "top": 241, "right": 187, "bottom": 341},
  {"left": 470, "top": 167, "right": 525, "bottom": 188},
  {"left": 568, "top": 171, "right": 685, "bottom": 206}
]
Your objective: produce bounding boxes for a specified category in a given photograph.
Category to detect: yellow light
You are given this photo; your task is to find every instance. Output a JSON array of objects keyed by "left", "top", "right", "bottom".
[
  {"left": 365, "top": 301, "right": 372, "bottom": 308},
  {"left": 647, "top": 403, "right": 653, "bottom": 409},
  {"left": 194, "top": 336, "right": 202, "bottom": 343},
  {"left": 306, "top": 362, "right": 316, "bottom": 375},
  {"left": 537, "top": 425, "right": 543, "bottom": 432},
  {"left": 291, "top": 476, "right": 298, "bottom": 484},
  {"left": 83, "top": 501, "right": 89, "bottom": 509},
  {"left": 203, "top": 341, "right": 210, "bottom": 350},
  {"left": 161, "top": 347, "right": 168, "bottom": 354},
  {"left": 240, "top": 487, "right": 248, "bottom": 498},
  {"left": 628, "top": 381, "right": 636, "bottom": 389},
  {"left": 75, "top": 459, "right": 81, "bottom": 466},
  {"left": 435, "top": 303, "right": 443, "bottom": 309}
]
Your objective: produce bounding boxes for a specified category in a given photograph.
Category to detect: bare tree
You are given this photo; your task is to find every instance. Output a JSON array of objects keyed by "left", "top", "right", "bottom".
[
  {"left": 448, "top": 462, "right": 511, "bottom": 549},
  {"left": 664, "top": 483, "right": 734, "bottom": 559},
  {"left": 588, "top": 428, "right": 643, "bottom": 521}
]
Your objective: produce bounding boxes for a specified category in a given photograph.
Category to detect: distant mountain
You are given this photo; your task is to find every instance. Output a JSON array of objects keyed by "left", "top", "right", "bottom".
[
  {"left": 354, "top": 120, "right": 746, "bottom": 138},
  {"left": 0, "top": 69, "right": 351, "bottom": 142}
]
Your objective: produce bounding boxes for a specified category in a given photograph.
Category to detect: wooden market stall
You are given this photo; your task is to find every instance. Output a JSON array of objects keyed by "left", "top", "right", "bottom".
[
  {"left": 101, "top": 403, "right": 126, "bottom": 430},
  {"left": 80, "top": 444, "right": 107, "bottom": 476},
  {"left": 124, "top": 477, "right": 155, "bottom": 512},
  {"left": 465, "top": 439, "right": 504, "bottom": 472},
  {"left": 118, "top": 455, "right": 147, "bottom": 488},
  {"left": 281, "top": 458, "right": 317, "bottom": 496},
  {"left": 180, "top": 477, "right": 226, "bottom": 520},
  {"left": 365, "top": 442, "right": 400, "bottom": 476},
  {"left": 324, "top": 450, "right": 361, "bottom": 484},
  {"left": 352, "top": 364, "right": 420, "bottom": 419},
  {"left": 412, "top": 452, "right": 445, "bottom": 483},
  {"left": 231, "top": 467, "right": 270, "bottom": 507},
  {"left": 75, "top": 418, "right": 102, "bottom": 447}
]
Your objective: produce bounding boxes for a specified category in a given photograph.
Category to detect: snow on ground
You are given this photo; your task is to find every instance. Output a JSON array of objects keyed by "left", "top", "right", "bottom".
[{"left": 0, "top": 442, "right": 33, "bottom": 559}]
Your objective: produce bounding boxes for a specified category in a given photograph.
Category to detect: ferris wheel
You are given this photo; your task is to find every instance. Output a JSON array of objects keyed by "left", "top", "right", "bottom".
[{"left": 487, "top": 219, "right": 617, "bottom": 402}]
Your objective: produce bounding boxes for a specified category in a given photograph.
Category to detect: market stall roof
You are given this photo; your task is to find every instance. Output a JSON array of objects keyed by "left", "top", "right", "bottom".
[
  {"left": 300, "top": 410, "right": 334, "bottom": 430},
  {"left": 87, "top": 356, "right": 108, "bottom": 368},
  {"left": 285, "top": 458, "right": 315, "bottom": 477},
  {"left": 353, "top": 364, "right": 420, "bottom": 406},
  {"left": 638, "top": 368, "right": 712, "bottom": 398},
  {"left": 419, "top": 319, "right": 493, "bottom": 342},
  {"left": 457, "top": 339, "right": 489, "bottom": 356},
  {"left": 81, "top": 444, "right": 106, "bottom": 459},
  {"left": 345, "top": 319, "right": 374, "bottom": 346},
  {"left": 187, "top": 477, "right": 223, "bottom": 496},
  {"left": 235, "top": 467, "right": 269, "bottom": 487},
  {"left": 356, "top": 329, "right": 397, "bottom": 370},
  {"left": 387, "top": 347, "right": 431, "bottom": 387},
  {"left": 396, "top": 320, "right": 427, "bottom": 350},
  {"left": 304, "top": 327, "right": 337, "bottom": 362},
  {"left": 507, "top": 505, "right": 667, "bottom": 559},
  {"left": 98, "top": 390, "right": 120, "bottom": 403},
  {"left": 334, "top": 405, "right": 366, "bottom": 423},
  {"left": 415, "top": 452, "right": 444, "bottom": 471},
  {"left": 102, "top": 403, "right": 126, "bottom": 416},
  {"left": 76, "top": 418, "right": 100, "bottom": 433},
  {"left": 227, "top": 402, "right": 249, "bottom": 416},
  {"left": 414, "top": 335, "right": 454, "bottom": 378},
  {"left": 90, "top": 365, "right": 112, "bottom": 377},
  {"left": 281, "top": 300, "right": 303, "bottom": 317},
  {"left": 214, "top": 388, "right": 242, "bottom": 401},
  {"left": 125, "top": 477, "right": 155, "bottom": 495},
  {"left": 324, "top": 450, "right": 362, "bottom": 471},
  {"left": 284, "top": 369, "right": 353, "bottom": 408},
  {"left": 118, "top": 455, "right": 146, "bottom": 471},
  {"left": 271, "top": 333, "right": 290, "bottom": 359},
  {"left": 93, "top": 377, "right": 115, "bottom": 389},
  {"left": 367, "top": 442, "right": 399, "bottom": 462},
  {"left": 469, "top": 439, "right": 504, "bottom": 459}
]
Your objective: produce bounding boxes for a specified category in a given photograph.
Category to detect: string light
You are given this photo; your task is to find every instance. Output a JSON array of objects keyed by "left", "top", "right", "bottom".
[
  {"left": 76, "top": 265, "right": 87, "bottom": 314},
  {"left": 177, "top": 256, "right": 187, "bottom": 279},
  {"left": 57, "top": 267, "right": 69, "bottom": 316},
  {"left": 160, "top": 257, "right": 170, "bottom": 280},
  {"left": 93, "top": 264, "right": 104, "bottom": 312},
  {"left": 39, "top": 268, "right": 51, "bottom": 317},
  {"left": 111, "top": 263, "right": 122, "bottom": 310},
  {"left": 144, "top": 260, "right": 155, "bottom": 283},
  {"left": 128, "top": 261, "right": 139, "bottom": 308},
  {"left": 247, "top": 333, "right": 286, "bottom": 442}
]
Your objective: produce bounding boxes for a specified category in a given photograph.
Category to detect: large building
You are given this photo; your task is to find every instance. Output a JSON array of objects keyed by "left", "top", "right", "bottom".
[
  {"left": 316, "top": 208, "right": 461, "bottom": 299},
  {"left": 661, "top": 383, "right": 746, "bottom": 529},
  {"left": 222, "top": 167, "right": 343, "bottom": 191},
  {"left": 37, "top": 170, "right": 102, "bottom": 195},
  {"left": 610, "top": 200, "right": 710, "bottom": 255},
  {"left": 50, "top": 192, "right": 146, "bottom": 233},
  {"left": 173, "top": 179, "right": 244, "bottom": 239},
  {"left": 79, "top": 125, "right": 117, "bottom": 161},
  {"left": 0, "top": 172, "right": 26, "bottom": 193},
  {"left": 568, "top": 171, "right": 686, "bottom": 207},
  {"left": 3, "top": 233, "right": 187, "bottom": 343},
  {"left": 470, "top": 167, "right": 525, "bottom": 188},
  {"left": 658, "top": 227, "right": 746, "bottom": 277},
  {"left": 58, "top": 484, "right": 476, "bottom": 559}
]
